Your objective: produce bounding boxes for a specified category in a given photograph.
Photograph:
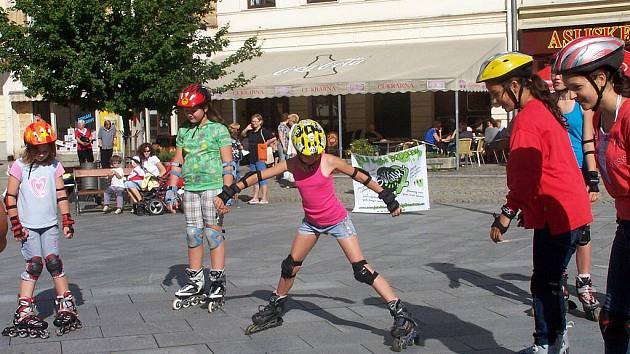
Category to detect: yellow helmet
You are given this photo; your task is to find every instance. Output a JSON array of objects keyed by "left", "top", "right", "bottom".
[
  {"left": 291, "top": 119, "right": 326, "bottom": 156},
  {"left": 476, "top": 52, "right": 533, "bottom": 83}
]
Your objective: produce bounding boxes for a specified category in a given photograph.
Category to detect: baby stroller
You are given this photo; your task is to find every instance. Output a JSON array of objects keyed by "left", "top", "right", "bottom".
[{"left": 126, "top": 157, "right": 179, "bottom": 216}]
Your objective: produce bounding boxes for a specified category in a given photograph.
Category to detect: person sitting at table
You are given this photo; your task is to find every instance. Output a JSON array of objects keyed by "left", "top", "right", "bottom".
[
  {"left": 459, "top": 122, "right": 474, "bottom": 139},
  {"left": 484, "top": 118, "right": 500, "bottom": 144},
  {"left": 364, "top": 123, "right": 383, "bottom": 143},
  {"left": 423, "top": 121, "right": 454, "bottom": 153}
]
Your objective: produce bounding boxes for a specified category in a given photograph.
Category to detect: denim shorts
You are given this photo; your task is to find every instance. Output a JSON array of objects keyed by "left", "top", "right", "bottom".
[{"left": 298, "top": 216, "right": 357, "bottom": 239}]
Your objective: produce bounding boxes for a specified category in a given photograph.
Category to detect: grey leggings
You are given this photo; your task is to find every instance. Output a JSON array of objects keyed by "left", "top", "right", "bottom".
[{"left": 20, "top": 225, "right": 60, "bottom": 281}]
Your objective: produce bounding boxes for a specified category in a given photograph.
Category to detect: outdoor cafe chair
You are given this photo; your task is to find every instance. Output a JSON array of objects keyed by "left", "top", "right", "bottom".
[
  {"left": 458, "top": 138, "right": 473, "bottom": 166},
  {"left": 473, "top": 137, "right": 485, "bottom": 166}
]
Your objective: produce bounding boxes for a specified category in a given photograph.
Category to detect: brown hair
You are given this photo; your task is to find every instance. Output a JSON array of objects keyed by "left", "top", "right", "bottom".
[
  {"left": 501, "top": 74, "right": 567, "bottom": 129},
  {"left": 136, "top": 143, "right": 154, "bottom": 162},
  {"left": 22, "top": 142, "right": 56, "bottom": 165},
  {"left": 611, "top": 68, "right": 630, "bottom": 98},
  {"left": 110, "top": 155, "right": 122, "bottom": 164}
]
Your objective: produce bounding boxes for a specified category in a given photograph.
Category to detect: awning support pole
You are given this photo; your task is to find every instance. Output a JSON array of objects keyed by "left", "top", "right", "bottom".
[
  {"left": 337, "top": 94, "right": 343, "bottom": 159},
  {"left": 232, "top": 99, "right": 237, "bottom": 123},
  {"left": 455, "top": 91, "right": 460, "bottom": 171}
]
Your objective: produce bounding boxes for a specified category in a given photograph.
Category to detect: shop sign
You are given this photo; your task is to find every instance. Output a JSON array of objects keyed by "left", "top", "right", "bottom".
[
  {"left": 427, "top": 80, "right": 446, "bottom": 90},
  {"left": 521, "top": 22, "right": 630, "bottom": 55}
]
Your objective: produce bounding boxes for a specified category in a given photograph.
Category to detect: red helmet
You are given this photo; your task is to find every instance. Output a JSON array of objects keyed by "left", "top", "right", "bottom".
[
  {"left": 553, "top": 36, "right": 625, "bottom": 75},
  {"left": 24, "top": 122, "right": 56, "bottom": 145},
  {"left": 177, "top": 84, "right": 209, "bottom": 108}
]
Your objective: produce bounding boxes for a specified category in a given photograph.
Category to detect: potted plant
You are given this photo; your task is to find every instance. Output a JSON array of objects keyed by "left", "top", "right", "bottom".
[{"left": 348, "top": 138, "right": 378, "bottom": 156}]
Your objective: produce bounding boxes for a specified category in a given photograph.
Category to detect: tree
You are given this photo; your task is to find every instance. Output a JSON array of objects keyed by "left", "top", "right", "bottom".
[{"left": 0, "top": 0, "right": 261, "bottom": 120}]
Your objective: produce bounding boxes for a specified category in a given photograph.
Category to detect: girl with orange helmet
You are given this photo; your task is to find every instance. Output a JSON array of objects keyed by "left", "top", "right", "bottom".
[
  {"left": 214, "top": 119, "right": 420, "bottom": 352},
  {"left": 2, "top": 122, "right": 80, "bottom": 339},
  {"left": 555, "top": 35, "right": 630, "bottom": 354}
]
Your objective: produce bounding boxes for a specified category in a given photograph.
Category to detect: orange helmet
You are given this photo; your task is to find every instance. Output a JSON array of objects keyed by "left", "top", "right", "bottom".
[{"left": 24, "top": 122, "right": 56, "bottom": 146}]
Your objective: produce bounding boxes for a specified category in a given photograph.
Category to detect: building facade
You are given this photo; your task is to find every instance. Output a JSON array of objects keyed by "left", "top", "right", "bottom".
[{"left": 208, "top": 0, "right": 510, "bottom": 152}]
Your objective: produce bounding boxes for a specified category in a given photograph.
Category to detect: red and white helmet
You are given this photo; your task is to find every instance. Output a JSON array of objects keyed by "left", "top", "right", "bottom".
[
  {"left": 553, "top": 36, "right": 625, "bottom": 75},
  {"left": 177, "top": 84, "right": 209, "bottom": 108}
]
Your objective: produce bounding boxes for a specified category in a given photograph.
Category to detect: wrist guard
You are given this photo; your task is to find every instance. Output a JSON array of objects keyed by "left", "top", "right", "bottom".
[
  {"left": 10, "top": 216, "right": 24, "bottom": 240},
  {"left": 217, "top": 184, "right": 242, "bottom": 204},
  {"left": 500, "top": 205, "right": 517, "bottom": 219},
  {"left": 62, "top": 213, "right": 75, "bottom": 233},
  {"left": 378, "top": 189, "right": 400, "bottom": 213},
  {"left": 586, "top": 171, "right": 600, "bottom": 193},
  {"left": 492, "top": 214, "right": 509, "bottom": 234}
]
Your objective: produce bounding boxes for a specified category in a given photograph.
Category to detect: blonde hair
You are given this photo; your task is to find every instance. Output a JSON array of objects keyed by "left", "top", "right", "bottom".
[
  {"left": 287, "top": 114, "right": 300, "bottom": 124},
  {"left": 228, "top": 122, "right": 240, "bottom": 131},
  {"left": 251, "top": 113, "right": 263, "bottom": 122}
]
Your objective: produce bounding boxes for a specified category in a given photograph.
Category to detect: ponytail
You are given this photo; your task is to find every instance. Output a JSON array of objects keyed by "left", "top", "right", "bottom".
[
  {"left": 612, "top": 68, "right": 630, "bottom": 98},
  {"left": 525, "top": 74, "right": 568, "bottom": 129}
]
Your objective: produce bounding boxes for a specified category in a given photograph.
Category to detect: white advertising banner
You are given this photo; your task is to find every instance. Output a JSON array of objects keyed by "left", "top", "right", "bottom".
[{"left": 351, "top": 145, "right": 430, "bottom": 213}]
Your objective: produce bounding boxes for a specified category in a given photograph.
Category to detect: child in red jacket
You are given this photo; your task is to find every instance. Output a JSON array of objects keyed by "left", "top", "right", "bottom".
[{"left": 477, "top": 52, "right": 592, "bottom": 354}]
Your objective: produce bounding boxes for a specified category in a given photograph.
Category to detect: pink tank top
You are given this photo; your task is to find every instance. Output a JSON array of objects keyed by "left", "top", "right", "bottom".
[{"left": 293, "top": 161, "right": 348, "bottom": 226}]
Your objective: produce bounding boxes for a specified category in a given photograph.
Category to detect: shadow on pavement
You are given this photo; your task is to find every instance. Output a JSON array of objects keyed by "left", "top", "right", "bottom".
[
  {"left": 34, "top": 283, "right": 84, "bottom": 320},
  {"left": 229, "top": 289, "right": 387, "bottom": 340},
  {"left": 427, "top": 262, "right": 532, "bottom": 307},
  {"left": 363, "top": 297, "right": 517, "bottom": 353}
]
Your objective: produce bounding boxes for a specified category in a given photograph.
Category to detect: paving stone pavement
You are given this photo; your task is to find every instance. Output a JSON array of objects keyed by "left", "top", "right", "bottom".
[{"left": 0, "top": 163, "right": 613, "bottom": 353}]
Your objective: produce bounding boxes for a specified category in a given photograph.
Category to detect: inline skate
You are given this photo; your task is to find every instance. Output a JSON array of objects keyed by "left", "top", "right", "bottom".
[
  {"left": 2, "top": 297, "right": 49, "bottom": 339},
  {"left": 388, "top": 299, "right": 420, "bottom": 352},
  {"left": 172, "top": 268, "right": 206, "bottom": 310},
  {"left": 53, "top": 291, "right": 81, "bottom": 336},
  {"left": 207, "top": 270, "right": 226, "bottom": 313},
  {"left": 244, "top": 294, "right": 286, "bottom": 335},
  {"left": 575, "top": 275, "right": 600, "bottom": 321}
]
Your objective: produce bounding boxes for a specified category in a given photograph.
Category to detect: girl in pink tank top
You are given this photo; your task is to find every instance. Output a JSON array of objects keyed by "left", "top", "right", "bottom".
[{"left": 215, "top": 119, "right": 420, "bottom": 351}]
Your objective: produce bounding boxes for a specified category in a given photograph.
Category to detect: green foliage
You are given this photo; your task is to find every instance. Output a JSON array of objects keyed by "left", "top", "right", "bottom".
[
  {"left": 349, "top": 139, "right": 378, "bottom": 156},
  {"left": 0, "top": 0, "right": 261, "bottom": 118},
  {"left": 157, "top": 149, "right": 175, "bottom": 163}
]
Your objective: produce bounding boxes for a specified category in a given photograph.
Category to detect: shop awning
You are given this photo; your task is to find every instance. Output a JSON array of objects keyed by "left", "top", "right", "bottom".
[
  {"left": 210, "top": 36, "right": 506, "bottom": 100},
  {"left": 8, "top": 91, "right": 43, "bottom": 102}
]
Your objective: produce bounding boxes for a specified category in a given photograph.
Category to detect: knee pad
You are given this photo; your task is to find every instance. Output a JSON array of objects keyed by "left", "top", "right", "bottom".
[
  {"left": 578, "top": 225, "right": 591, "bottom": 246},
  {"left": 281, "top": 254, "right": 303, "bottom": 279},
  {"left": 599, "top": 310, "right": 630, "bottom": 344},
  {"left": 204, "top": 227, "right": 225, "bottom": 250},
  {"left": 22, "top": 256, "right": 44, "bottom": 281},
  {"left": 352, "top": 260, "right": 379, "bottom": 285},
  {"left": 186, "top": 227, "right": 204, "bottom": 248},
  {"left": 45, "top": 254, "right": 64, "bottom": 278}
]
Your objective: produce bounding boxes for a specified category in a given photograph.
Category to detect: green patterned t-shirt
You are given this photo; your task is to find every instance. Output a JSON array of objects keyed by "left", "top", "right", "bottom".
[{"left": 176, "top": 121, "right": 232, "bottom": 191}]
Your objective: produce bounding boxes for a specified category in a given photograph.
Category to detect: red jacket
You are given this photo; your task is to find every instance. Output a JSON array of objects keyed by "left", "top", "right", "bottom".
[
  {"left": 505, "top": 99, "right": 592, "bottom": 235},
  {"left": 594, "top": 98, "right": 630, "bottom": 220}
]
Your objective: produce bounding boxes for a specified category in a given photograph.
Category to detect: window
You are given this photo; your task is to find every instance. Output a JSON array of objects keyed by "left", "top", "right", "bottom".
[
  {"left": 307, "top": 0, "right": 336, "bottom": 3},
  {"left": 248, "top": 0, "right": 275, "bottom": 8}
]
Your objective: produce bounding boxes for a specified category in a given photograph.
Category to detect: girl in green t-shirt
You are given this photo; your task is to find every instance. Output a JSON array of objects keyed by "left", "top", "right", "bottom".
[{"left": 165, "top": 84, "right": 235, "bottom": 313}]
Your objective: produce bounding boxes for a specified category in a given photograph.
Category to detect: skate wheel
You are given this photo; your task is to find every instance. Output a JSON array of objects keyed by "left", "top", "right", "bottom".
[
  {"left": 172, "top": 299, "right": 183, "bottom": 310},
  {"left": 75, "top": 321, "right": 83, "bottom": 329},
  {"left": 392, "top": 339, "right": 403, "bottom": 352},
  {"left": 244, "top": 324, "right": 257, "bottom": 335},
  {"left": 40, "top": 331, "right": 50, "bottom": 339},
  {"left": 56, "top": 328, "right": 65, "bottom": 336},
  {"left": 18, "top": 330, "right": 27, "bottom": 338},
  {"left": 190, "top": 297, "right": 199, "bottom": 306}
]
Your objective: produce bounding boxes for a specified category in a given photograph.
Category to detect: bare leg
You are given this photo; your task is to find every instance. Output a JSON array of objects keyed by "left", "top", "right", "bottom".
[
  {"left": 53, "top": 276, "right": 70, "bottom": 297},
  {"left": 261, "top": 185, "right": 269, "bottom": 202},
  {"left": 337, "top": 235, "right": 397, "bottom": 303},
  {"left": 127, "top": 188, "right": 142, "bottom": 203},
  {"left": 275, "top": 233, "right": 319, "bottom": 296},
  {"left": 207, "top": 225, "right": 225, "bottom": 270},
  {"left": 18, "top": 280, "right": 36, "bottom": 298},
  {"left": 576, "top": 243, "right": 592, "bottom": 275},
  {"left": 251, "top": 186, "right": 260, "bottom": 201},
  {"left": 188, "top": 245, "right": 204, "bottom": 270}
]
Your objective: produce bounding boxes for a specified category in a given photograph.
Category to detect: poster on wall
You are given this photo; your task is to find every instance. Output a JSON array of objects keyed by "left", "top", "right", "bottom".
[
  {"left": 98, "top": 111, "right": 123, "bottom": 152},
  {"left": 351, "top": 145, "right": 430, "bottom": 213}
]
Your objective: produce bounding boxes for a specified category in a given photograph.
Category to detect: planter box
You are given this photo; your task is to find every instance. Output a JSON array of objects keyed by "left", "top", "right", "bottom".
[{"left": 426, "top": 157, "right": 457, "bottom": 171}]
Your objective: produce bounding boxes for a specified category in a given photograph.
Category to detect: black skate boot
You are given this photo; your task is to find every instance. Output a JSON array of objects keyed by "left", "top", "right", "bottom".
[
  {"left": 244, "top": 294, "right": 287, "bottom": 335},
  {"left": 207, "top": 270, "right": 226, "bottom": 313},
  {"left": 172, "top": 268, "right": 206, "bottom": 310},
  {"left": 575, "top": 275, "right": 600, "bottom": 321},
  {"left": 388, "top": 299, "right": 419, "bottom": 352},
  {"left": 2, "top": 297, "right": 49, "bottom": 339},
  {"left": 53, "top": 291, "right": 82, "bottom": 336}
]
